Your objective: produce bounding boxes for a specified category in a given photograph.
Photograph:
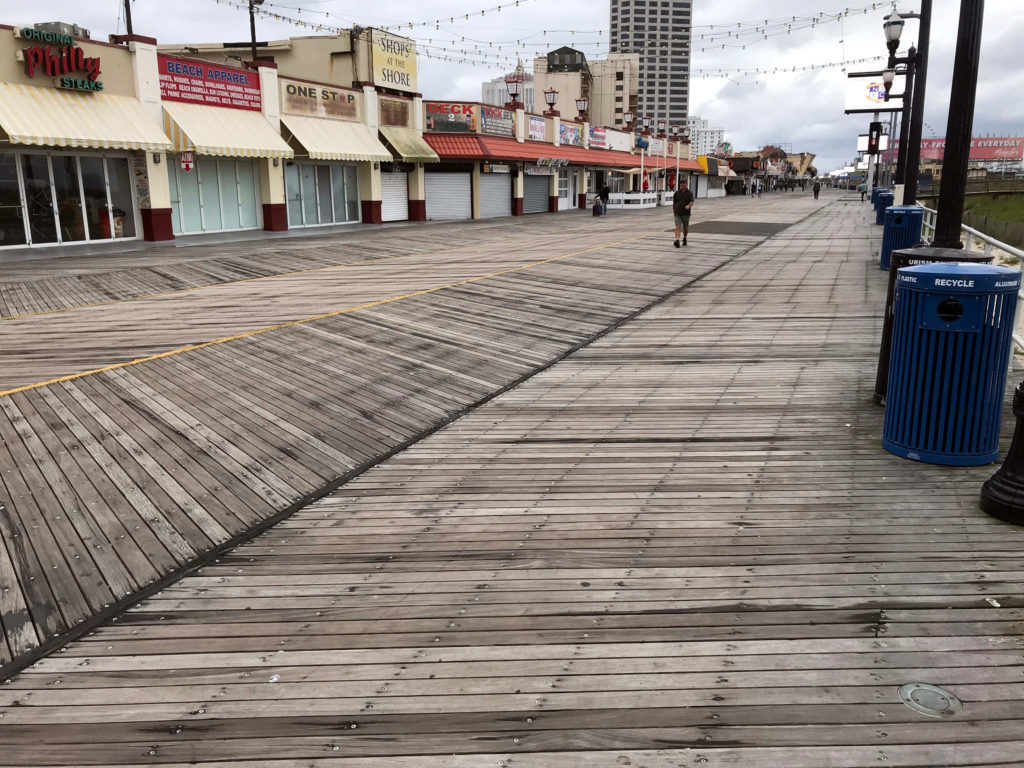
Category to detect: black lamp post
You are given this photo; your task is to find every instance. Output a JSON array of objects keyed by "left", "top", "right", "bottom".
[
  {"left": 657, "top": 118, "right": 666, "bottom": 139},
  {"left": 575, "top": 96, "right": 589, "bottom": 123},
  {"left": 932, "top": 0, "right": 985, "bottom": 250},
  {"left": 882, "top": 3, "right": 931, "bottom": 205},
  {"left": 504, "top": 72, "right": 524, "bottom": 111},
  {"left": 622, "top": 110, "right": 633, "bottom": 131},
  {"left": 641, "top": 114, "right": 651, "bottom": 137},
  {"left": 543, "top": 88, "right": 559, "bottom": 117}
]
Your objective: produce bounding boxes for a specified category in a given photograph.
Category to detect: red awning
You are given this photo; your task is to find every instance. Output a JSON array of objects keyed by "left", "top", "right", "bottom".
[
  {"left": 424, "top": 133, "right": 640, "bottom": 168},
  {"left": 643, "top": 155, "right": 704, "bottom": 171}
]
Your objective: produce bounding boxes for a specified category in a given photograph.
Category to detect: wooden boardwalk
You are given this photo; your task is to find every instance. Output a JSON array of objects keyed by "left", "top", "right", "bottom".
[
  {"left": 3, "top": 193, "right": 1023, "bottom": 765},
  {"left": 0, "top": 197, "right": 784, "bottom": 673}
]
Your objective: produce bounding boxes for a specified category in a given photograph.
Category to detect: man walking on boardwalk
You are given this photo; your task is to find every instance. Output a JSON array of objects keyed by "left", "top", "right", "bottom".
[{"left": 673, "top": 180, "right": 694, "bottom": 247}]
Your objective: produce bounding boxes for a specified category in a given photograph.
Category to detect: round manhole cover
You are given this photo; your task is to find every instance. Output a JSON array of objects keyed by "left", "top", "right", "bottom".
[{"left": 898, "top": 683, "right": 963, "bottom": 718}]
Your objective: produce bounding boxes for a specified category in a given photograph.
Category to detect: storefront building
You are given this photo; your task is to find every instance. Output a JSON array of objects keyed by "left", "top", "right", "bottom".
[
  {"left": 376, "top": 95, "right": 438, "bottom": 223},
  {"left": 158, "top": 54, "right": 292, "bottom": 236},
  {"left": 0, "top": 25, "right": 172, "bottom": 248},
  {"left": 278, "top": 77, "right": 392, "bottom": 228}
]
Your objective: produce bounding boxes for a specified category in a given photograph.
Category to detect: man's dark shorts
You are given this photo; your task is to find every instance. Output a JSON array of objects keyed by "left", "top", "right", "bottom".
[{"left": 674, "top": 211, "right": 691, "bottom": 227}]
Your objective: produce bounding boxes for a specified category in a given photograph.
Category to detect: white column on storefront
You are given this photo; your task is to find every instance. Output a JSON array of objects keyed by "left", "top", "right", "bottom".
[
  {"left": 127, "top": 39, "right": 171, "bottom": 213},
  {"left": 256, "top": 64, "right": 286, "bottom": 218},
  {"left": 361, "top": 85, "right": 382, "bottom": 218},
  {"left": 516, "top": 108, "right": 525, "bottom": 143}
]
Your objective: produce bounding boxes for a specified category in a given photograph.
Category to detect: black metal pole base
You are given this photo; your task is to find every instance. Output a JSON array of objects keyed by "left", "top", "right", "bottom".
[{"left": 981, "top": 382, "right": 1024, "bottom": 525}]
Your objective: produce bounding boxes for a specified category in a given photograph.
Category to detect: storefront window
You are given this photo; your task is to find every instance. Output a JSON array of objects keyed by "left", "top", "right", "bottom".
[
  {"left": 300, "top": 165, "right": 318, "bottom": 225},
  {"left": 285, "top": 164, "right": 302, "bottom": 225},
  {"left": 197, "top": 156, "right": 223, "bottom": 231},
  {"left": 0, "top": 153, "right": 27, "bottom": 246},
  {"left": 236, "top": 161, "right": 258, "bottom": 230},
  {"left": 218, "top": 160, "right": 241, "bottom": 232},
  {"left": 51, "top": 156, "right": 86, "bottom": 242},
  {"left": 21, "top": 155, "right": 58, "bottom": 245},
  {"left": 79, "top": 157, "right": 109, "bottom": 240},
  {"left": 316, "top": 166, "right": 332, "bottom": 225},
  {"left": 106, "top": 157, "right": 136, "bottom": 239}
]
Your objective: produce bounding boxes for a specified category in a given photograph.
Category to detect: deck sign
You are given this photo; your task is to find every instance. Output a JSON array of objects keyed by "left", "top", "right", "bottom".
[
  {"left": 15, "top": 27, "right": 103, "bottom": 92},
  {"left": 157, "top": 54, "right": 261, "bottom": 111}
]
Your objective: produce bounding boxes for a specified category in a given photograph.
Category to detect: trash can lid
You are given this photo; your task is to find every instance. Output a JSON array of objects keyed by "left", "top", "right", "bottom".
[{"left": 897, "top": 262, "right": 1021, "bottom": 294}]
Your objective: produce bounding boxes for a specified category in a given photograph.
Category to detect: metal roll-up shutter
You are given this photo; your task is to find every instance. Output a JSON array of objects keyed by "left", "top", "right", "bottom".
[
  {"left": 479, "top": 173, "right": 512, "bottom": 219},
  {"left": 381, "top": 172, "right": 409, "bottom": 222},
  {"left": 425, "top": 172, "right": 472, "bottom": 220},
  {"left": 523, "top": 175, "right": 549, "bottom": 214}
]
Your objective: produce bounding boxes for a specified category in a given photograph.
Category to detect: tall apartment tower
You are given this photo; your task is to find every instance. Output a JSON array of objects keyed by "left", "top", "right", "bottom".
[{"left": 609, "top": 0, "right": 692, "bottom": 129}]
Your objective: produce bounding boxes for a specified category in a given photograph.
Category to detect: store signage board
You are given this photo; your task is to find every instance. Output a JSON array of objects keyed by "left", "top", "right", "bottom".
[
  {"left": 648, "top": 138, "right": 665, "bottom": 155},
  {"left": 844, "top": 72, "right": 906, "bottom": 114},
  {"left": 15, "top": 26, "right": 103, "bottom": 92},
  {"left": 856, "top": 133, "right": 890, "bottom": 153},
  {"left": 379, "top": 97, "right": 411, "bottom": 128},
  {"left": 158, "top": 54, "right": 261, "bottom": 110},
  {"left": 281, "top": 78, "right": 362, "bottom": 122},
  {"left": 589, "top": 126, "right": 607, "bottom": 149},
  {"left": 482, "top": 163, "right": 511, "bottom": 173},
  {"left": 559, "top": 123, "right": 584, "bottom": 146},
  {"left": 481, "top": 106, "right": 515, "bottom": 137},
  {"left": 525, "top": 162, "right": 558, "bottom": 175},
  {"left": 370, "top": 29, "right": 417, "bottom": 94},
  {"left": 528, "top": 115, "right": 546, "bottom": 141},
  {"left": 888, "top": 136, "right": 1024, "bottom": 161},
  {"left": 425, "top": 102, "right": 476, "bottom": 132},
  {"left": 179, "top": 151, "right": 194, "bottom": 171}
]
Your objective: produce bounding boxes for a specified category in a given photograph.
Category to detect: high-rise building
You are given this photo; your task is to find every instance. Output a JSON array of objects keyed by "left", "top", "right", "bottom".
[
  {"left": 686, "top": 116, "right": 724, "bottom": 157},
  {"left": 609, "top": 0, "right": 692, "bottom": 128}
]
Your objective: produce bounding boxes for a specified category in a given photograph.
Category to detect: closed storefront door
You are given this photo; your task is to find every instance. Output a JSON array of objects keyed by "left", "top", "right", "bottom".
[
  {"left": 425, "top": 172, "right": 472, "bottom": 221},
  {"left": 285, "top": 162, "right": 360, "bottom": 227},
  {"left": 479, "top": 173, "right": 511, "bottom": 219},
  {"left": 0, "top": 150, "right": 139, "bottom": 248},
  {"left": 168, "top": 157, "right": 261, "bottom": 235},
  {"left": 380, "top": 171, "right": 409, "bottom": 222},
  {"left": 523, "top": 174, "right": 550, "bottom": 214},
  {"left": 557, "top": 169, "right": 571, "bottom": 211}
]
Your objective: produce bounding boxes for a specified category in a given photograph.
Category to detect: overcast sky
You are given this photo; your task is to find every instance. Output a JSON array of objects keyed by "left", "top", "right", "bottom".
[{"left": 18, "top": 0, "right": 1023, "bottom": 171}]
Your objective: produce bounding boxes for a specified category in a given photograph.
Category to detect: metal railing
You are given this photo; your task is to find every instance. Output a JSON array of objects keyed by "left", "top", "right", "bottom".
[{"left": 920, "top": 205, "right": 1024, "bottom": 351}]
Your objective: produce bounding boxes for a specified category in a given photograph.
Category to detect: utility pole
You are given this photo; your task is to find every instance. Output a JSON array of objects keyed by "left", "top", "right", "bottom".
[
  {"left": 123, "top": 0, "right": 133, "bottom": 35},
  {"left": 903, "top": 0, "right": 931, "bottom": 205},
  {"left": 932, "top": 0, "right": 986, "bottom": 249},
  {"left": 249, "top": 0, "right": 264, "bottom": 63}
]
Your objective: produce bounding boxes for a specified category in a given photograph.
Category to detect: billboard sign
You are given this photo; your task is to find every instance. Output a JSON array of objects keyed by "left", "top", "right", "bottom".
[
  {"left": 370, "top": 29, "right": 417, "bottom": 94},
  {"left": 281, "top": 78, "right": 362, "bottom": 122},
  {"left": 528, "top": 115, "right": 546, "bottom": 141},
  {"left": 158, "top": 54, "right": 261, "bottom": 110},
  {"left": 844, "top": 72, "right": 907, "bottom": 114}
]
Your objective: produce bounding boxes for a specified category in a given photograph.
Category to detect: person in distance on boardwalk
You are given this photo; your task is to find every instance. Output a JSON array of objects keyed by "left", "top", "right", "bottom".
[
  {"left": 673, "top": 180, "right": 694, "bottom": 248},
  {"left": 813, "top": 179, "right": 821, "bottom": 200},
  {"left": 599, "top": 182, "right": 610, "bottom": 215}
]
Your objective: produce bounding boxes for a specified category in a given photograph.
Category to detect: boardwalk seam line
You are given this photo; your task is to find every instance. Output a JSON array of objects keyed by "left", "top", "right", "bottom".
[{"left": 0, "top": 233, "right": 649, "bottom": 399}]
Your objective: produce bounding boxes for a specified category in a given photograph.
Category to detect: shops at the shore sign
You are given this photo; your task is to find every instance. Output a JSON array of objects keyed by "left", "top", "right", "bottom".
[
  {"left": 15, "top": 27, "right": 103, "bottom": 92},
  {"left": 157, "top": 54, "right": 261, "bottom": 111},
  {"left": 370, "top": 29, "right": 417, "bottom": 94}
]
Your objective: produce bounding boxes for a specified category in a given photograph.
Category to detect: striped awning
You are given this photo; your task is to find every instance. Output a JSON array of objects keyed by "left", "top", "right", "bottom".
[
  {"left": 281, "top": 114, "right": 391, "bottom": 162},
  {"left": 0, "top": 82, "right": 172, "bottom": 151},
  {"left": 379, "top": 126, "right": 440, "bottom": 163},
  {"left": 162, "top": 101, "right": 292, "bottom": 159}
]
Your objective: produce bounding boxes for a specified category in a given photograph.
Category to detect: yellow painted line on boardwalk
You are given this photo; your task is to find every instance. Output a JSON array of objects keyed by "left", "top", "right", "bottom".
[
  {"left": 0, "top": 221, "right": 609, "bottom": 323},
  {"left": 0, "top": 232, "right": 651, "bottom": 399}
]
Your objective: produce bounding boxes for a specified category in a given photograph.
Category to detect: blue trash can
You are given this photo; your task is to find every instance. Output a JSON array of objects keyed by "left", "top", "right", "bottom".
[
  {"left": 875, "top": 191, "right": 894, "bottom": 225},
  {"left": 883, "top": 263, "right": 1021, "bottom": 465},
  {"left": 880, "top": 206, "right": 925, "bottom": 270},
  {"left": 871, "top": 187, "right": 883, "bottom": 207}
]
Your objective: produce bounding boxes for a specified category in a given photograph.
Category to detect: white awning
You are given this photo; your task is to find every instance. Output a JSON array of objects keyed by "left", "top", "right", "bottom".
[
  {"left": 379, "top": 126, "right": 440, "bottom": 163},
  {"left": 0, "top": 82, "right": 172, "bottom": 151},
  {"left": 162, "top": 101, "right": 292, "bottom": 159},
  {"left": 281, "top": 114, "right": 391, "bottom": 162}
]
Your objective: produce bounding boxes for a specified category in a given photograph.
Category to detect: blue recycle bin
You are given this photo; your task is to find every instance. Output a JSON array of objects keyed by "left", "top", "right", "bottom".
[
  {"left": 871, "top": 187, "right": 884, "bottom": 206},
  {"left": 875, "top": 191, "right": 894, "bottom": 224},
  {"left": 883, "top": 263, "right": 1022, "bottom": 465},
  {"left": 880, "top": 206, "right": 925, "bottom": 270}
]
